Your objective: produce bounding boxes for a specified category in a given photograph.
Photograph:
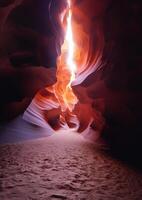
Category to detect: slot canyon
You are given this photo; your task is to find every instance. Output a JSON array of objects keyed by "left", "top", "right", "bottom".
[{"left": 0, "top": 0, "right": 142, "bottom": 199}]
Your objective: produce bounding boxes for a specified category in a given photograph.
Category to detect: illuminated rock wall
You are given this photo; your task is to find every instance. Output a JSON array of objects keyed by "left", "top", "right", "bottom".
[{"left": 0, "top": 0, "right": 142, "bottom": 162}]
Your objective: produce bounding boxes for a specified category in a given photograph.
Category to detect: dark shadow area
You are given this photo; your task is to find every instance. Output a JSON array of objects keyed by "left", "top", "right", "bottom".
[
  {"left": 102, "top": 0, "right": 142, "bottom": 169},
  {"left": 75, "top": 0, "right": 142, "bottom": 168}
]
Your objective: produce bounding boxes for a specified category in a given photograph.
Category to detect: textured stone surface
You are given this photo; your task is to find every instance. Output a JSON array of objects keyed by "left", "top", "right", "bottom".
[
  {"left": 0, "top": 132, "right": 142, "bottom": 200},
  {"left": 0, "top": 0, "right": 142, "bottom": 165}
]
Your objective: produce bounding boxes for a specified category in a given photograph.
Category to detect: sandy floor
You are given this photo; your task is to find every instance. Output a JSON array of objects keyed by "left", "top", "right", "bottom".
[{"left": 0, "top": 131, "right": 142, "bottom": 200}]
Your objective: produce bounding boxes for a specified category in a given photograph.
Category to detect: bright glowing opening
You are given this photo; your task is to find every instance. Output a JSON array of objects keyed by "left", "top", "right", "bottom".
[
  {"left": 53, "top": 0, "right": 78, "bottom": 113},
  {"left": 66, "top": 3, "right": 77, "bottom": 75}
]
